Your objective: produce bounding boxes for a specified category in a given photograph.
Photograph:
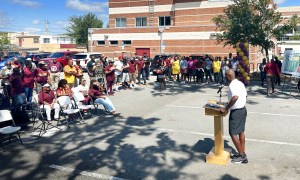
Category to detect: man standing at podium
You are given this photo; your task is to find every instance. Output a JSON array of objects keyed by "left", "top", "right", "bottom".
[{"left": 220, "top": 69, "right": 248, "bottom": 164}]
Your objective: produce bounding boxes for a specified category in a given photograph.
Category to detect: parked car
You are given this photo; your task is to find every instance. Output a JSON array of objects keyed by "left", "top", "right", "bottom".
[
  {"left": 39, "top": 51, "right": 78, "bottom": 67},
  {"left": 72, "top": 52, "right": 102, "bottom": 71},
  {"left": 29, "top": 53, "right": 51, "bottom": 65},
  {"left": 151, "top": 54, "right": 182, "bottom": 75},
  {"left": 189, "top": 54, "right": 214, "bottom": 60}
]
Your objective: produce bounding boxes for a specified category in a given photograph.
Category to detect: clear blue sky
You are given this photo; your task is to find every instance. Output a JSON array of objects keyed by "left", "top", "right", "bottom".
[{"left": 0, "top": 0, "right": 299, "bottom": 35}]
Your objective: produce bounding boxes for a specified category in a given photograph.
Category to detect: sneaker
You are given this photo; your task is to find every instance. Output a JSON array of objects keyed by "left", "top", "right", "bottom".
[{"left": 231, "top": 153, "right": 248, "bottom": 164}]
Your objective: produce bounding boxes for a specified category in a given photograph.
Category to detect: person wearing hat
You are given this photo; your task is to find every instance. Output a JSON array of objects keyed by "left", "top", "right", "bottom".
[
  {"left": 38, "top": 83, "right": 60, "bottom": 121},
  {"left": 35, "top": 61, "right": 50, "bottom": 93},
  {"left": 105, "top": 59, "right": 116, "bottom": 95},
  {"left": 64, "top": 59, "right": 77, "bottom": 88},
  {"left": 26, "top": 57, "right": 37, "bottom": 69}
]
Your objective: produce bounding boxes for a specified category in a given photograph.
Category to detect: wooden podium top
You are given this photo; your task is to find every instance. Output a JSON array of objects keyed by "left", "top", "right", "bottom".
[{"left": 204, "top": 101, "right": 228, "bottom": 117}]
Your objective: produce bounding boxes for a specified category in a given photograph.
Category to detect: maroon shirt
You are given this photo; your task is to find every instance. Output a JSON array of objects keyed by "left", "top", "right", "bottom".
[
  {"left": 38, "top": 90, "right": 55, "bottom": 105},
  {"left": 35, "top": 68, "right": 49, "bottom": 84},
  {"left": 49, "top": 62, "right": 62, "bottom": 73},
  {"left": 264, "top": 62, "right": 280, "bottom": 76},
  {"left": 105, "top": 65, "right": 115, "bottom": 82},
  {"left": 128, "top": 61, "right": 136, "bottom": 73},
  {"left": 9, "top": 73, "right": 24, "bottom": 96},
  {"left": 22, "top": 67, "right": 35, "bottom": 88},
  {"left": 165, "top": 59, "right": 171, "bottom": 67},
  {"left": 135, "top": 60, "right": 145, "bottom": 71},
  {"left": 88, "top": 88, "right": 102, "bottom": 100}
]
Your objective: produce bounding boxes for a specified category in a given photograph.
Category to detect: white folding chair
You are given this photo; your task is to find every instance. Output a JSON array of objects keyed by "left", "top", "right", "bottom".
[
  {"left": 0, "top": 110, "right": 23, "bottom": 150},
  {"left": 57, "top": 96, "right": 83, "bottom": 127},
  {"left": 72, "top": 93, "right": 94, "bottom": 119}
]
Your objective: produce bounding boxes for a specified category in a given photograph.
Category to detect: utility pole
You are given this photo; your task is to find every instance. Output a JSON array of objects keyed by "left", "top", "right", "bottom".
[{"left": 45, "top": 20, "right": 49, "bottom": 34}]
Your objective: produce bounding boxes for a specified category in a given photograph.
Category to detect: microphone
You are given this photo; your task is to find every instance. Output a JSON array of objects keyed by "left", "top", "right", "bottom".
[{"left": 217, "top": 84, "right": 225, "bottom": 93}]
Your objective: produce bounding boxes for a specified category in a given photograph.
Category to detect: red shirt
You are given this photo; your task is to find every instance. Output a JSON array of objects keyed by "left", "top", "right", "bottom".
[
  {"left": 135, "top": 60, "right": 145, "bottom": 71},
  {"left": 49, "top": 62, "right": 62, "bottom": 73},
  {"left": 12, "top": 61, "right": 22, "bottom": 70},
  {"left": 195, "top": 60, "right": 203, "bottom": 69},
  {"left": 56, "top": 86, "right": 73, "bottom": 97},
  {"left": 264, "top": 62, "right": 280, "bottom": 76},
  {"left": 105, "top": 65, "right": 115, "bottom": 82},
  {"left": 22, "top": 67, "right": 35, "bottom": 88},
  {"left": 38, "top": 90, "right": 55, "bottom": 105},
  {"left": 9, "top": 73, "right": 23, "bottom": 96},
  {"left": 88, "top": 87, "right": 102, "bottom": 100},
  {"left": 35, "top": 68, "right": 49, "bottom": 84},
  {"left": 165, "top": 59, "right": 171, "bottom": 67},
  {"left": 128, "top": 61, "right": 136, "bottom": 73}
]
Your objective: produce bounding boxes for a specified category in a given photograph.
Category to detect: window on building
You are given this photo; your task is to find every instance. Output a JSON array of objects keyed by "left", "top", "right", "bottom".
[
  {"left": 43, "top": 38, "right": 50, "bottom": 43},
  {"left": 116, "top": 18, "right": 126, "bottom": 27},
  {"left": 122, "top": 40, "right": 132, "bottom": 45},
  {"left": 97, "top": 41, "right": 105, "bottom": 46},
  {"left": 110, "top": 40, "right": 118, "bottom": 46},
  {"left": 136, "top": 17, "right": 147, "bottom": 27},
  {"left": 159, "top": 16, "right": 171, "bottom": 26},
  {"left": 33, "top": 37, "right": 39, "bottom": 43}
]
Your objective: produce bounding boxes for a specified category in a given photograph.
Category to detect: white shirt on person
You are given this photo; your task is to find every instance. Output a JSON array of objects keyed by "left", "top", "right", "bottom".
[
  {"left": 228, "top": 79, "right": 247, "bottom": 110},
  {"left": 114, "top": 60, "right": 123, "bottom": 76}
]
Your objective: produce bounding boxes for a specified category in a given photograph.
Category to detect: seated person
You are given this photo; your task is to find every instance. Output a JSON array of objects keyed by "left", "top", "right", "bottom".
[
  {"left": 88, "top": 80, "right": 119, "bottom": 115},
  {"left": 38, "top": 83, "right": 60, "bottom": 121},
  {"left": 76, "top": 78, "right": 90, "bottom": 105},
  {"left": 56, "top": 79, "right": 73, "bottom": 98}
]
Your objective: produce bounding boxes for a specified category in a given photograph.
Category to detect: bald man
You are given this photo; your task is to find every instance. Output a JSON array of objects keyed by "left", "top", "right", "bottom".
[{"left": 220, "top": 69, "right": 248, "bottom": 164}]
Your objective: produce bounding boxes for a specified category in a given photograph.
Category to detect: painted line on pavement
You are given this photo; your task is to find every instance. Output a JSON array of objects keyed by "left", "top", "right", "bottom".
[
  {"left": 165, "top": 105, "right": 300, "bottom": 118},
  {"left": 49, "top": 164, "right": 126, "bottom": 180},
  {"left": 125, "top": 125, "right": 300, "bottom": 147}
]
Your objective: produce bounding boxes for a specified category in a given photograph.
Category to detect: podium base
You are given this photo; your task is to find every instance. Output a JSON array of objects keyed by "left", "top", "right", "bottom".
[{"left": 206, "top": 148, "right": 231, "bottom": 165}]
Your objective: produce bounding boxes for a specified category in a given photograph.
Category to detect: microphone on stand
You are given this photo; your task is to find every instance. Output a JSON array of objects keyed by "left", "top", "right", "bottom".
[{"left": 217, "top": 84, "right": 225, "bottom": 93}]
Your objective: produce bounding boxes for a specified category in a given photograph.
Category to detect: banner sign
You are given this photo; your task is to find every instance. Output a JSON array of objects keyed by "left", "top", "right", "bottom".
[{"left": 282, "top": 50, "right": 300, "bottom": 77}]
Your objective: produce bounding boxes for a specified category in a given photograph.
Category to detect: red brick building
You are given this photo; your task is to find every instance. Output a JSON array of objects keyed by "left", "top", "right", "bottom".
[{"left": 89, "top": 0, "right": 300, "bottom": 66}]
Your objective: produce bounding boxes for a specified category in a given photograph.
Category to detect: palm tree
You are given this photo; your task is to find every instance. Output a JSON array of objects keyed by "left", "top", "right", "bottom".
[{"left": 288, "top": 14, "right": 300, "bottom": 35}]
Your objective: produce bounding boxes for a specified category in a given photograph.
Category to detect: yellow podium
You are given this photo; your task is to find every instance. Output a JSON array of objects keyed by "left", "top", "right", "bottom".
[{"left": 204, "top": 101, "right": 230, "bottom": 165}]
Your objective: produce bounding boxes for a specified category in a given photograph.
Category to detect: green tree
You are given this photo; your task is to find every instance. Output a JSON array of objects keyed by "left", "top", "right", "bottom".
[
  {"left": 288, "top": 14, "right": 300, "bottom": 35},
  {"left": 66, "top": 13, "right": 103, "bottom": 50},
  {"left": 212, "top": 0, "right": 289, "bottom": 57},
  {"left": 0, "top": 32, "right": 10, "bottom": 52}
]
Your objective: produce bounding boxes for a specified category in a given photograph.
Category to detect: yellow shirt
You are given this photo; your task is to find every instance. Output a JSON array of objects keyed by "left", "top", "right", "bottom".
[
  {"left": 212, "top": 61, "right": 221, "bottom": 73},
  {"left": 64, "top": 65, "right": 76, "bottom": 84}
]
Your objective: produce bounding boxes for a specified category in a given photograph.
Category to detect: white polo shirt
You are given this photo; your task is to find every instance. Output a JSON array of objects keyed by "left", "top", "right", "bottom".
[
  {"left": 114, "top": 60, "right": 123, "bottom": 76},
  {"left": 228, "top": 79, "right": 247, "bottom": 110}
]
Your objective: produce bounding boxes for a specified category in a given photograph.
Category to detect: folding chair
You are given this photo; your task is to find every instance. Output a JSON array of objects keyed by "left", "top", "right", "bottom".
[
  {"left": 31, "top": 95, "right": 61, "bottom": 138},
  {"left": 0, "top": 110, "right": 23, "bottom": 150},
  {"left": 57, "top": 96, "right": 83, "bottom": 127},
  {"left": 72, "top": 93, "right": 94, "bottom": 119}
]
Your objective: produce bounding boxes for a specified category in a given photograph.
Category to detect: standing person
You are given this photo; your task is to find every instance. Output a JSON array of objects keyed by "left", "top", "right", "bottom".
[
  {"left": 157, "top": 60, "right": 166, "bottom": 90},
  {"left": 105, "top": 60, "right": 116, "bottom": 95},
  {"left": 87, "top": 55, "right": 97, "bottom": 80},
  {"left": 9, "top": 68, "right": 25, "bottom": 106},
  {"left": 0, "top": 61, "right": 13, "bottom": 99},
  {"left": 187, "top": 57, "right": 194, "bottom": 83},
  {"left": 195, "top": 57, "right": 204, "bottom": 84},
  {"left": 264, "top": 59, "right": 280, "bottom": 96},
  {"left": 93, "top": 60, "right": 105, "bottom": 84},
  {"left": 74, "top": 59, "right": 83, "bottom": 87},
  {"left": 114, "top": 57, "right": 123, "bottom": 91},
  {"left": 220, "top": 69, "right": 248, "bottom": 164},
  {"left": 180, "top": 57, "right": 188, "bottom": 84},
  {"left": 63, "top": 59, "right": 77, "bottom": 88},
  {"left": 212, "top": 57, "right": 221, "bottom": 84},
  {"left": 35, "top": 61, "right": 50, "bottom": 93},
  {"left": 172, "top": 56, "right": 180, "bottom": 82},
  {"left": 231, "top": 57, "right": 239, "bottom": 77},
  {"left": 22, "top": 61, "right": 35, "bottom": 102},
  {"left": 89, "top": 80, "right": 119, "bottom": 115},
  {"left": 135, "top": 56, "right": 146, "bottom": 85},
  {"left": 204, "top": 55, "right": 213, "bottom": 83},
  {"left": 38, "top": 83, "right": 60, "bottom": 121},
  {"left": 221, "top": 56, "right": 229, "bottom": 84},
  {"left": 274, "top": 57, "right": 282, "bottom": 86},
  {"left": 0, "top": 56, "right": 6, "bottom": 69},
  {"left": 48, "top": 58, "right": 62, "bottom": 90},
  {"left": 259, "top": 58, "right": 267, "bottom": 86},
  {"left": 121, "top": 58, "right": 131, "bottom": 89},
  {"left": 143, "top": 54, "right": 151, "bottom": 80},
  {"left": 12, "top": 57, "right": 22, "bottom": 70},
  {"left": 128, "top": 57, "right": 137, "bottom": 88},
  {"left": 164, "top": 57, "right": 172, "bottom": 80}
]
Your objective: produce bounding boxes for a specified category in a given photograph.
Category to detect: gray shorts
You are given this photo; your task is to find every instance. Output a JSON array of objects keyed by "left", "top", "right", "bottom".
[{"left": 229, "top": 107, "right": 247, "bottom": 135}]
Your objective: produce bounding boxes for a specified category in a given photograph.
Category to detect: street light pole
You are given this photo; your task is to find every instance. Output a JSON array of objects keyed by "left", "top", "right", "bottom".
[
  {"left": 158, "top": 27, "right": 164, "bottom": 54},
  {"left": 88, "top": 28, "right": 93, "bottom": 52}
]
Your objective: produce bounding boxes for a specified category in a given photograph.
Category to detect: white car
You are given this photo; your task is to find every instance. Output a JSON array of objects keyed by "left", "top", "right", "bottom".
[{"left": 72, "top": 53, "right": 102, "bottom": 71}]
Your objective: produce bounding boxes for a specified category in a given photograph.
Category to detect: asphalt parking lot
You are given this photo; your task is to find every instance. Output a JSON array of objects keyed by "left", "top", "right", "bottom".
[{"left": 1, "top": 76, "right": 300, "bottom": 180}]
